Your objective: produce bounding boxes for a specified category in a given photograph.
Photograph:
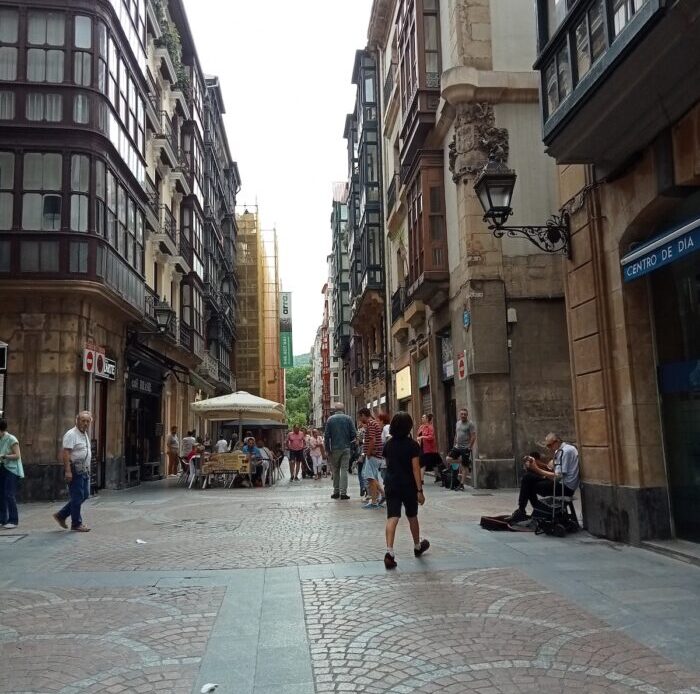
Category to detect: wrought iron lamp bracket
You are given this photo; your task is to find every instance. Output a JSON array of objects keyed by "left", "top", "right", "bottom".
[{"left": 487, "top": 212, "right": 570, "bottom": 258}]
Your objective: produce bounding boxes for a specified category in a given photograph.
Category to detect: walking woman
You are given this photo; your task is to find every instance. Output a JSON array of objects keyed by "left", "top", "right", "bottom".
[
  {"left": 0, "top": 419, "right": 23, "bottom": 529},
  {"left": 416, "top": 413, "right": 441, "bottom": 482},
  {"left": 307, "top": 429, "right": 325, "bottom": 480},
  {"left": 382, "top": 412, "right": 429, "bottom": 569}
]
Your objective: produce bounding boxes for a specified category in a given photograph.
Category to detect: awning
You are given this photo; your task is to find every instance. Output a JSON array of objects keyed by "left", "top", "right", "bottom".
[{"left": 620, "top": 217, "right": 700, "bottom": 282}]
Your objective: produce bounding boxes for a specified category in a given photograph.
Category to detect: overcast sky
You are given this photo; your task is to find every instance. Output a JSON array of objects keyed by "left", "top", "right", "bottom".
[{"left": 185, "top": 0, "right": 374, "bottom": 355}]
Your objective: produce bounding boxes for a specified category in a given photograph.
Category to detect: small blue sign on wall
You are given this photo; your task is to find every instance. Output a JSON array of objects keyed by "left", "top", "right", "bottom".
[
  {"left": 463, "top": 310, "right": 471, "bottom": 329},
  {"left": 621, "top": 220, "right": 700, "bottom": 282}
]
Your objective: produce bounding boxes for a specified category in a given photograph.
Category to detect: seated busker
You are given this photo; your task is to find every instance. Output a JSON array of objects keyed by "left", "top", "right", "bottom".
[{"left": 509, "top": 433, "right": 579, "bottom": 524}]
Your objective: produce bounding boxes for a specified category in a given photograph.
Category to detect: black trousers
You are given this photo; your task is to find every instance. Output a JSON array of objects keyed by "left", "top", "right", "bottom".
[{"left": 518, "top": 472, "right": 574, "bottom": 511}]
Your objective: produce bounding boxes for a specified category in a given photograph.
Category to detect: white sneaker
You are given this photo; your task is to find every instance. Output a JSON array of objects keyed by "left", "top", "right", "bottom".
[{"left": 3, "top": 523, "right": 17, "bottom": 529}]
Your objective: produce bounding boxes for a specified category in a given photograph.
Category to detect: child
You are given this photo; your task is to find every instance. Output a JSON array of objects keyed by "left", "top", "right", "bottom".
[{"left": 381, "top": 411, "right": 430, "bottom": 569}]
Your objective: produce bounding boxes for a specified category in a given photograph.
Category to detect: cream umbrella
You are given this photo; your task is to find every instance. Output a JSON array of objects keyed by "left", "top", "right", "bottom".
[{"left": 190, "top": 391, "right": 286, "bottom": 439}]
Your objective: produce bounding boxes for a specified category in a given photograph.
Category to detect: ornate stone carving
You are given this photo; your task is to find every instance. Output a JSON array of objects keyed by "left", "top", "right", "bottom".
[{"left": 448, "top": 103, "right": 509, "bottom": 183}]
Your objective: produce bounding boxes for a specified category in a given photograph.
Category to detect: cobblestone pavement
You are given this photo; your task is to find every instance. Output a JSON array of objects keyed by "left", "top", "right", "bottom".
[{"left": 1, "top": 474, "right": 699, "bottom": 693}]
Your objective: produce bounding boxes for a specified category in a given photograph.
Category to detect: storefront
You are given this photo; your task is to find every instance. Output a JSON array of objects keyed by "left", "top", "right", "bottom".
[
  {"left": 621, "top": 214, "right": 700, "bottom": 542},
  {"left": 125, "top": 348, "right": 165, "bottom": 481}
]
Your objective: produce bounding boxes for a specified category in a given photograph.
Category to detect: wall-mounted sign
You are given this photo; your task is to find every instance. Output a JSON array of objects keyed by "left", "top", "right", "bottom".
[
  {"left": 129, "top": 376, "right": 153, "bottom": 394},
  {"left": 279, "top": 292, "right": 294, "bottom": 368},
  {"left": 396, "top": 365, "right": 412, "bottom": 400},
  {"left": 621, "top": 218, "right": 700, "bottom": 282},
  {"left": 95, "top": 354, "right": 117, "bottom": 381},
  {"left": 463, "top": 310, "right": 471, "bottom": 329},
  {"left": 83, "top": 349, "right": 95, "bottom": 373},
  {"left": 457, "top": 352, "right": 466, "bottom": 380}
]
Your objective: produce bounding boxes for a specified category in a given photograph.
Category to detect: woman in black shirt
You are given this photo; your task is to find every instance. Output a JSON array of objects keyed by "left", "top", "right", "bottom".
[{"left": 382, "top": 411, "right": 430, "bottom": 569}]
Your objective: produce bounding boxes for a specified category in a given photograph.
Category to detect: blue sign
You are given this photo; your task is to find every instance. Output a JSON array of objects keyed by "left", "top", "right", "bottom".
[
  {"left": 622, "top": 223, "right": 700, "bottom": 282},
  {"left": 463, "top": 310, "right": 471, "bottom": 329}
]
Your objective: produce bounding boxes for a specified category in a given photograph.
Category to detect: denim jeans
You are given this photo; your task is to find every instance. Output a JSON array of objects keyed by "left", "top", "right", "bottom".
[
  {"left": 0, "top": 466, "right": 19, "bottom": 526},
  {"left": 57, "top": 472, "right": 90, "bottom": 529}
]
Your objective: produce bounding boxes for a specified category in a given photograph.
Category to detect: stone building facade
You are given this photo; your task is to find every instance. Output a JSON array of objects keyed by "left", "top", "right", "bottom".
[
  {"left": 0, "top": 0, "right": 239, "bottom": 499},
  {"left": 366, "top": 0, "right": 574, "bottom": 486},
  {"left": 532, "top": 0, "right": 700, "bottom": 544}
]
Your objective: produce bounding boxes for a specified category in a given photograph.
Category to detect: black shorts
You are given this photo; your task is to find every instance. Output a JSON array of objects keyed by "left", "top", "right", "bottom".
[
  {"left": 447, "top": 448, "right": 472, "bottom": 467},
  {"left": 385, "top": 483, "right": 419, "bottom": 519},
  {"left": 420, "top": 452, "right": 442, "bottom": 471},
  {"left": 289, "top": 450, "right": 304, "bottom": 463}
]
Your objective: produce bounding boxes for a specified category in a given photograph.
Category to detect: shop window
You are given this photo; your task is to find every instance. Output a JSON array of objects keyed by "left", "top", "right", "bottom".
[
  {"left": 73, "top": 93, "right": 89, "bottom": 124},
  {"left": 0, "top": 90, "right": 13, "bottom": 119},
  {"left": 26, "top": 93, "right": 62, "bottom": 122},
  {"left": 0, "top": 151, "right": 13, "bottom": 230},
  {"left": 22, "top": 152, "right": 62, "bottom": 230},
  {"left": 69, "top": 241, "right": 88, "bottom": 273},
  {"left": 70, "top": 154, "right": 89, "bottom": 232},
  {"left": 20, "top": 240, "right": 59, "bottom": 272}
]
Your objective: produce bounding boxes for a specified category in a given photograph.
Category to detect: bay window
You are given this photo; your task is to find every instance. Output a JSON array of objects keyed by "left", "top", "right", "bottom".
[
  {"left": 0, "top": 151, "right": 13, "bottom": 230},
  {"left": 613, "top": 0, "right": 646, "bottom": 35},
  {"left": 0, "top": 8, "right": 18, "bottom": 81},
  {"left": 74, "top": 51, "right": 91, "bottom": 86},
  {"left": 73, "top": 93, "right": 89, "bottom": 123},
  {"left": 22, "top": 152, "right": 62, "bottom": 231},
  {"left": 26, "top": 93, "right": 62, "bottom": 122},
  {"left": 95, "top": 159, "right": 106, "bottom": 237},
  {"left": 0, "top": 91, "right": 13, "bottom": 119},
  {"left": 70, "top": 154, "right": 89, "bottom": 232},
  {"left": 74, "top": 16, "right": 92, "bottom": 50},
  {"left": 182, "top": 284, "right": 204, "bottom": 335},
  {"left": 27, "top": 12, "right": 65, "bottom": 83},
  {"left": 423, "top": 0, "right": 440, "bottom": 88}
]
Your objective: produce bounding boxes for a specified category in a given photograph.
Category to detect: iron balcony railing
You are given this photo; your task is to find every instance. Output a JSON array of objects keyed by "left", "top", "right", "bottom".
[
  {"left": 386, "top": 174, "right": 399, "bottom": 216},
  {"left": 146, "top": 68, "right": 160, "bottom": 114},
  {"left": 383, "top": 65, "right": 396, "bottom": 108},
  {"left": 160, "top": 205, "right": 177, "bottom": 246},
  {"left": 159, "top": 111, "right": 176, "bottom": 153},
  {"left": 218, "top": 362, "right": 232, "bottom": 388},
  {"left": 144, "top": 285, "right": 158, "bottom": 322},
  {"left": 391, "top": 286, "right": 406, "bottom": 324},
  {"left": 179, "top": 321, "right": 193, "bottom": 351},
  {"left": 144, "top": 174, "right": 159, "bottom": 219}
]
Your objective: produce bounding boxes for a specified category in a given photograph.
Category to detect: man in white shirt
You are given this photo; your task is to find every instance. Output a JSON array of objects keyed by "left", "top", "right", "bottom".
[
  {"left": 53, "top": 411, "right": 93, "bottom": 532},
  {"left": 214, "top": 436, "right": 229, "bottom": 454},
  {"left": 181, "top": 431, "right": 196, "bottom": 458}
]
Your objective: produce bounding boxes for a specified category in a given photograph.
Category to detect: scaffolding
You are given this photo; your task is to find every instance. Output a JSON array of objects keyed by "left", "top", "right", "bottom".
[
  {"left": 262, "top": 229, "right": 284, "bottom": 404},
  {"left": 234, "top": 208, "right": 264, "bottom": 395}
]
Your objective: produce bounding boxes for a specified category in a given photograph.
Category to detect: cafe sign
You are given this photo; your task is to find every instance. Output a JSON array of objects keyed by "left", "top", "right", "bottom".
[{"left": 621, "top": 218, "right": 700, "bottom": 282}]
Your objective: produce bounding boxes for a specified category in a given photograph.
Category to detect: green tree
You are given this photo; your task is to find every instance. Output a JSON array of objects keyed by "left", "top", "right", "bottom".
[{"left": 285, "top": 365, "right": 311, "bottom": 427}]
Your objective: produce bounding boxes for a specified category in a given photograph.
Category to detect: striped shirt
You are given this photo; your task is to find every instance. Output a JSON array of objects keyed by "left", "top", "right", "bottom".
[{"left": 362, "top": 419, "right": 383, "bottom": 458}]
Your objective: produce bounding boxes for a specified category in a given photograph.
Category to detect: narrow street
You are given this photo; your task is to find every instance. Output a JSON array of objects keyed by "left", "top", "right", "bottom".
[{"left": 1, "top": 474, "right": 699, "bottom": 694}]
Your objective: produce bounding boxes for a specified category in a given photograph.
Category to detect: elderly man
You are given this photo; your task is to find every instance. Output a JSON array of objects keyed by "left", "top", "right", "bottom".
[
  {"left": 324, "top": 402, "right": 356, "bottom": 500},
  {"left": 510, "top": 432, "right": 580, "bottom": 523},
  {"left": 53, "top": 411, "right": 93, "bottom": 532}
]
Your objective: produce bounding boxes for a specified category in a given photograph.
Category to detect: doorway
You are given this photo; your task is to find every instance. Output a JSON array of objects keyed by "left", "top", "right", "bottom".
[{"left": 652, "top": 251, "right": 700, "bottom": 541}]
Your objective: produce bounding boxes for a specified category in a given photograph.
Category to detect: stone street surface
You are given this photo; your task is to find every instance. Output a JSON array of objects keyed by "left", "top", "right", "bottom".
[{"left": 1, "top": 473, "right": 699, "bottom": 694}]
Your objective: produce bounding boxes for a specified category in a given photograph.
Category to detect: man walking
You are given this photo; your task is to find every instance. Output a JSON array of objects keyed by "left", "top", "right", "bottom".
[
  {"left": 446, "top": 408, "right": 476, "bottom": 490},
  {"left": 358, "top": 408, "right": 385, "bottom": 509},
  {"left": 53, "top": 411, "right": 93, "bottom": 532},
  {"left": 286, "top": 425, "right": 306, "bottom": 482},
  {"left": 324, "top": 403, "right": 356, "bottom": 500}
]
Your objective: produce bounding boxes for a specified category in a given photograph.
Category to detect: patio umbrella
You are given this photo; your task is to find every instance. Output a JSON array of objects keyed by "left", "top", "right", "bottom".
[{"left": 190, "top": 391, "right": 286, "bottom": 439}]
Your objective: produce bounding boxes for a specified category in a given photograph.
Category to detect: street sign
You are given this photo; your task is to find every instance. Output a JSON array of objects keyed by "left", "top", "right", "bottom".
[{"left": 83, "top": 349, "right": 95, "bottom": 373}]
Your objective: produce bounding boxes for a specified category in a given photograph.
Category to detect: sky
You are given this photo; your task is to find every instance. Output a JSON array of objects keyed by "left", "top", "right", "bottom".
[{"left": 184, "top": 0, "right": 374, "bottom": 356}]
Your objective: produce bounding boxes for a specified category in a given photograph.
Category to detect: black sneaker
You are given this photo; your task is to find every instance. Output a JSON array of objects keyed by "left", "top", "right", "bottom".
[
  {"left": 340, "top": 494, "right": 350, "bottom": 500},
  {"left": 508, "top": 508, "right": 528, "bottom": 524},
  {"left": 414, "top": 539, "right": 430, "bottom": 557},
  {"left": 384, "top": 552, "right": 397, "bottom": 570},
  {"left": 330, "top": 493, "right": 340, "bottom": 499}
]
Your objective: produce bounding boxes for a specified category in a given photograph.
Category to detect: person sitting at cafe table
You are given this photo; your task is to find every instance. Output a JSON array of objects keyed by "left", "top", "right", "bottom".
[{"left": 241, "top": 437, "right": 262, "bottom": 482}]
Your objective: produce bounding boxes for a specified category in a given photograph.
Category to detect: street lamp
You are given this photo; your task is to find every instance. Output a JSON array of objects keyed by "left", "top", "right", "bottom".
[
  {"left": 474, "top": 158, "right": 570, "bottom": 257},
  {"left": 154, "top": 298, "right": 175, "bottom": 334},
  {"left": 370, "top": 354, "right": 383, "bottom": 373}
]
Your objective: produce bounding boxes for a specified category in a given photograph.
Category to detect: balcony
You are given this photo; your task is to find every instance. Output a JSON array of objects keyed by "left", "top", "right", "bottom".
[
  {"left": 154, "top": 46, "right": 177, "bottom": 84},
  {"left": 534, "top": 0, "right": 699, "bottom": 174},
  {"left": 391, "top": 286, "right": 406, "bottom": 325},
  {"left": 399, "top": 76, "right": 440, "bottom": 166},
  {"left": 179, "top": 321, "right": 193, "bottom": 351},
  {"left": 143, "top": 174, "right": 159, "bottom": 231},
  {"left": 386, "top": 174, "right": 399, "bottom": 218},
  {"left": 171, "top": 150, "right": 192, "bottom": 196},
  {"left": 145, "top": 68, "right": 161, "bottom": 132},
  {"left": 152, "top": 112, "right": 178, "bottom": 168},
  {"left": 197, "top": 351, "right": 219, "bottom": 382},
  {"left": 177, "top": 228, "right": 193, "bottom": 270},
  {"left": 218, "top": 362, "right": 233, "bottom": 391},
  {"left": 152, "top": 205, "right": 178, "bottom": 255}
]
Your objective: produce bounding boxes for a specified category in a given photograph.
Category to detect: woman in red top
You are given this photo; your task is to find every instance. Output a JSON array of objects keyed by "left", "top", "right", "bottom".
[{"left": 416, "top": 414, "right": 441, "bottom": 480}]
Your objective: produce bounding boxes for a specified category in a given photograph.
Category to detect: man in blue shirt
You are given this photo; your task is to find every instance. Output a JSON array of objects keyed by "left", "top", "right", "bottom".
[
  {"left": 510, "top": 432, "right": 579, "bottom": 523},
  {"left": 324, "top": 403, "right": 357, "bottom": 501}
]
